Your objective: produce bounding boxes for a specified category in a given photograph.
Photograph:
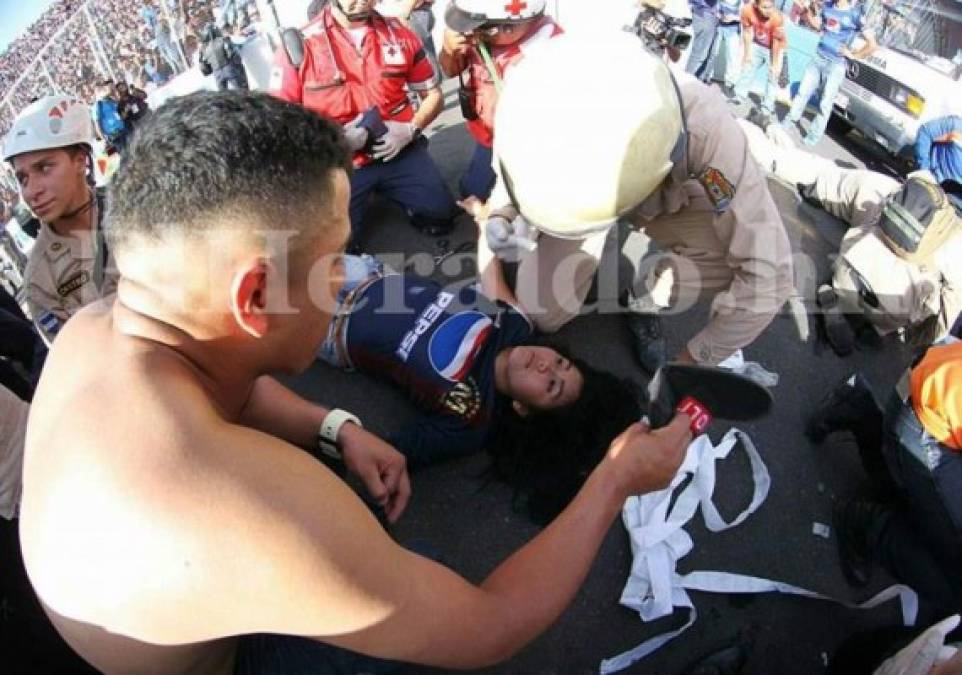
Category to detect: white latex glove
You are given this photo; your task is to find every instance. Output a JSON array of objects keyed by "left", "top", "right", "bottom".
[
  {"left": 485, "top": 214, "right": 539, "bottom": 261},
  {"left": 875, "top": 615, "right": 960, "bottom": 675},
  {"left": 908, "top": 169, "right": 939, "bottom": 185},
  {"left": 372, "top": 120, "right": 416, "bottom": 162},
  {"left": 342, "top": 114, "right": 369, "bottom": 153}
]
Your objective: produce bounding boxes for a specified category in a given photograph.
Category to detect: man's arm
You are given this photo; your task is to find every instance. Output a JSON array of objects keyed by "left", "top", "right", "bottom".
[
  {"left": 740, "top": 12, "right": 753, "bottom": 63},
  {"left": 849, "top": 30, "right": 876, "bottom": 59},
  {"left": 684, "top": 93, "right": 794, "bottom": 365},
  {"left": 122, "top": 414, "right": 689, "bottom": 667},
  {"left": 23, "top": 263, "right": 67, "bottom": 346},
  {"left": 477, "top": 229, "right": 520, "bottom": 308},
  {"left": 412, "top": 85, "right": 443, "bottom": 130},
  {"left": 439, "top": 29, "right": 471, "bottom": 77},
  {"left": 238, "top": 375, "right": 411, "bottom": 522},
  {"left": 914, "top": 117, "right": 942, "bottom": 171}
]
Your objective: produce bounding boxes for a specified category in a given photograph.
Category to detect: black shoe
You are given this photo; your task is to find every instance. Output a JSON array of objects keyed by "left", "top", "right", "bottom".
[
  {"left": 833, "top": 500, "right": 888, "bottom": 588},
  {"left": 816, "top": 284, "right": 855, "bottom": 357},
  {"left": 747, "top": 107, "right": 773, "bottom": 130},
  {"left": 806, "top": 372, "right": 879, "bottom": 443},
  {"left": 624, "top": 312, "right": 667, "bottom": 375}
]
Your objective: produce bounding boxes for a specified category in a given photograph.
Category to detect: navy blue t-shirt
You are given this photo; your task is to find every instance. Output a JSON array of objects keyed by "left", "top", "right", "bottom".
[{"left": 346, "top": 275, "right": 532, "bottom": 465}]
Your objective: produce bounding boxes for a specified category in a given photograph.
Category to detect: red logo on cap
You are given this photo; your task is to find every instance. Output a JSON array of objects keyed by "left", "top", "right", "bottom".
[
  {"left": 677, "top": 397, "right": 712, "bottom": 436},
  {"left": 504, "top": 0, "right": 528, "bottom": 16}
]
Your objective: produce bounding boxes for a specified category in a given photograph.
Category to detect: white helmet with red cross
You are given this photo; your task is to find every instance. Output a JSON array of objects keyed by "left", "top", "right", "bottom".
[
  {"left": 3, "top": 96, "right": 94, "bottom": 163},
  {"left": 445, "top": 0, "right": 547, "bottom": 33}
]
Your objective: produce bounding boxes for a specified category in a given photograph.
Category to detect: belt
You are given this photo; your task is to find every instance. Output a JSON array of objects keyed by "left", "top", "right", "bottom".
[{"left": 331, "top": 274, "right": 382, "bottom": 371}]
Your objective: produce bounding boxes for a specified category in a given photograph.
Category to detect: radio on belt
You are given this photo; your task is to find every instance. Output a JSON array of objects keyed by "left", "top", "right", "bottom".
[{"left": 645, "top": 363, "right": 773, "bottom": 435}]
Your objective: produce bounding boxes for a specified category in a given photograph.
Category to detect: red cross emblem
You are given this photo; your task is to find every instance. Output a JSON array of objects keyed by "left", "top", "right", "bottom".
[{"left": 504, "top": 0, "right": 528, "bottom": 16}]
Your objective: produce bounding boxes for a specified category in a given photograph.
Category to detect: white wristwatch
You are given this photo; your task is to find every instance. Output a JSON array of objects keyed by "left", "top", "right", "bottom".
[{"left": 317, "top": 408, "right": 362, "bottom": 461}]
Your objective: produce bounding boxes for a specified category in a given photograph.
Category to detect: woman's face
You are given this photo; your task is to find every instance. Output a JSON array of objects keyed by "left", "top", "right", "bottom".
[{"left": 502, "top": 346, "right": 583, "bottom": 412}]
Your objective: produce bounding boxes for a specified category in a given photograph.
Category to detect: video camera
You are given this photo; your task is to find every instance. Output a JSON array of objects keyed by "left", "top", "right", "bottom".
[{"left": 626, "top": 3, "right": 692, "bottom": 55}]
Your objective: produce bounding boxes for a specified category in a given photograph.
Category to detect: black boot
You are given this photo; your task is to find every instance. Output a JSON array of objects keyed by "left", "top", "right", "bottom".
[
  {"left": 624, "top": 312, "right": 667, "bottom": 375},
  {"left": 816, "top": 284, "right": 856, "bottom": 357},
  {"left": 806, "top": 372, "right": 881, "bottom": 443},
  {"left": 833, "top": 500, "right": 890, "bottom": 588}
]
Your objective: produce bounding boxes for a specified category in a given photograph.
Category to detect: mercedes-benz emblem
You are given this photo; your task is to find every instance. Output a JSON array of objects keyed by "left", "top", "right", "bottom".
[{"left": 847, "top": 61, "right": 859, "bottom": 79}]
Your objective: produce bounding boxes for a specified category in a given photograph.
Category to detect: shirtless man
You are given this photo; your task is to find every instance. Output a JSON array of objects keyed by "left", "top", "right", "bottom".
[{"left": 20, "top": 91, "right": 690, "bottom": 674}]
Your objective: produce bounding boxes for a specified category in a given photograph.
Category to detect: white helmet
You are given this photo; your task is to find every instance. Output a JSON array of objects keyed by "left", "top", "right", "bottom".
[
  {"left": 494, "top": 33, "right": 685, "bottom": 238},
  {"left": 3, "top": 96, "right": 95, "bottom": 163},
  {"left": 445, "top": 0, "right": 547, "bottom": 33}
]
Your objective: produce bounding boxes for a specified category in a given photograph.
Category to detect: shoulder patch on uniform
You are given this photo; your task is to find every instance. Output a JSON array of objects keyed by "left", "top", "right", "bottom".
[
  {"left": 51, "top": 242, "right": 63, "bottom": 252},
  {"left": 698, "top": 167, "right": 735, "bottom": 213}
]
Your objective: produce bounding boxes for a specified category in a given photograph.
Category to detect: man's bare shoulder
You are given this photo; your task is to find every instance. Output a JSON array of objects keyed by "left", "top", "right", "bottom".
[{"left": 21, "top": 306, "right": 406, "bottom": 646}]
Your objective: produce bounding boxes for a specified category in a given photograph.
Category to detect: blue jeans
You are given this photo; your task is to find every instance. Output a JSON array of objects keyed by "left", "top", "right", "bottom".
[
  {"left": 714, "top": 23, "right": 742, "bottom": 89},
  {"left": 685, "top": 10, "right": 720, "bottom": 82},
  {"left": 349, "top": 137, "right": 457, "bottom": 238},
  {"left": 733, "top": 43, "right": 779, "bottom": 114},
  {"left": 866, "top": 392, "right": 962, "bottom": 612},
  {"left": 317, "top": 254, "right": 389, "bottom": 368},
  {"left": 459, "top": 143, "right": 496, "bottom": 201},
  {"left": 786, "top": 53, "right": 846, "bottom": 145}
]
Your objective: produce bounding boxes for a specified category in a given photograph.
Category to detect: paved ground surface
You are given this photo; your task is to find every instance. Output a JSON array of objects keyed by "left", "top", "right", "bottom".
[{"left": 281, "top": 82, "right": 927, "bottom": 674}]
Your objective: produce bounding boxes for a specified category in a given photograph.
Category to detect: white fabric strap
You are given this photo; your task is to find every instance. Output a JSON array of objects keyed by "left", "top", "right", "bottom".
[{"left": 600, "top": 428, "right": 919, "bottom": 674}]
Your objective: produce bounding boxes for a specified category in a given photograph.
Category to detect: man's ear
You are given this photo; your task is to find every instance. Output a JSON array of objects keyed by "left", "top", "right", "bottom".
[
  {"left": 229, "top": 260, "right": 270, "bottom": 338},
  {"left": 512, "top": 399, "right": 531, "bottom": 417}
]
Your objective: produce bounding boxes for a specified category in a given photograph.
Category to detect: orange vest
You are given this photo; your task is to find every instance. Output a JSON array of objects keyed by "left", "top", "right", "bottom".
[{"left": 910, "top": 341, "right": 962, "bottom": 451}]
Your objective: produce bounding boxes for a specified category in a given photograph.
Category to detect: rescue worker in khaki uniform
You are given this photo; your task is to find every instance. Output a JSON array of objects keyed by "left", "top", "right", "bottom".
[
  {"left": 3, "top": 96, "right": 117, "bottom": 344},
  {"left": 485, "top": 34, "right": 795, "bottom": 371},
  {"left": 740, "top": 120, "right": 962, "bottom": 346}
]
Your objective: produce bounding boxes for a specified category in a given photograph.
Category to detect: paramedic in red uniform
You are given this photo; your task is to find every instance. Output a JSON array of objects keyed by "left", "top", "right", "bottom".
[{"left": 270, "top": 0, "right": 458, "bottom": 240}]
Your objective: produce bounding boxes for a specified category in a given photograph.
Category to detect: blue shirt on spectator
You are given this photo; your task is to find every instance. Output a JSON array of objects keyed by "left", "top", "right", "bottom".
[
  {"left": 817, "top": 1, "right": 867, "bottom": 61},
  {"left": 139, "top": 5, "right": 159, "bottom": 33},
  {"left": 916, "top": 115, "right": 962, "bottom": 186},
  {"left": 717, "top": 0, "right": 743, "bottom": 22},
  {"left": 690, "top": 0, "right": 719, "bottom": 16},
  {"left": 92, "top": 98, "right": 126, "bottom": 139}
]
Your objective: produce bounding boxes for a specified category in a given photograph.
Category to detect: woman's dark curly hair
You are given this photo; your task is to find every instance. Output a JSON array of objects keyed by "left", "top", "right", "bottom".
[{"left": 487, "top": 342, "right": 644, "bottom": 525}]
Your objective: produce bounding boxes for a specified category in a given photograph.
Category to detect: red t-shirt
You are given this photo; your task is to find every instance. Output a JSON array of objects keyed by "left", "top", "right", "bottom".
[
  {"left": 740, "top": 5, "right": 786, "bottom": 50},
  {"left": 269, "top": 6, "right": 436, "bottom": 166}
]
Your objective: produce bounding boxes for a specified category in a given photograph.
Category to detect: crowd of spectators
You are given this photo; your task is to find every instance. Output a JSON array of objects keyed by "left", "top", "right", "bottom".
[{"left": 0, "top": 0, "right": 251, "bottom": 138}]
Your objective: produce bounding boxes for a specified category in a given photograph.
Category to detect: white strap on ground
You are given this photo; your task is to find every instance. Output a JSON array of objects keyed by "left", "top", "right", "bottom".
[{"left": 600, "top": 429, "right": 919, "bottom": 674}]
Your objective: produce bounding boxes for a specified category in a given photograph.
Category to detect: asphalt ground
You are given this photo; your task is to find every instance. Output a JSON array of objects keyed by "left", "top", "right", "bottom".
[{"left": 280, "top": 82, "right": 927, "bottom": 674}]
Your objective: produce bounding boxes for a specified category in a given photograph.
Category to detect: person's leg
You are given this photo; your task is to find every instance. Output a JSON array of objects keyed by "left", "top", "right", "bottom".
[
  {"left": 720, "top": 25, "right": 741, "bottom": 90},
  {"left": 805, "top": 58, "right": 846, "bottom": 146},
  {"left": 458, "top": 143, "right": 497, "bottom": 201},
  {"left": 785, "top": 58, "right": 822, "bottom": 124},
  {"left": 761, "top": 52, "right": 779, "bottom": 115},
  {"left": 685, "top": 12, "right": 718, "bottom": 80},
  {"left": 376, "top": 138, "right": 458, "bottom": 235},
  {"left": 811, "top": 168, "right": 900, "bottom": 228},
  {"left": 215, "top": 69, "right": 230, "bottom": 91},
  {"left": 733, "top": 45, "right": 763, "bottom": 103},
  {"left": 348, "top": 164, "right": 381, "bottom": 240}
]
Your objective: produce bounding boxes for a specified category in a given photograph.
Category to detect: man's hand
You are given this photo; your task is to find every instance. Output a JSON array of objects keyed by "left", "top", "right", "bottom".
[
  {"left": 339, "top": 423, "right": 411, "bottom": 523},
  {"left": 485, "top": 214, "right": 539, "bottom": 261},
  {"left": 443, "top": 28, "right": 474, "bottom": 58},
  {"left": 602, "top": 415, "right": 691, "bottom": 497},
  {"left": 372, "top": 121, "right": 416, "bottom": 162},
  {"left": 342, "top": 114, "right": 369, "bottom": 153}
]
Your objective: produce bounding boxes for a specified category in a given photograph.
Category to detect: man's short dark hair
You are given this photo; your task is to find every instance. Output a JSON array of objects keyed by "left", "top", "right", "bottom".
[{"left": 107, "top": 91, "right": 351, "bottom": 253}]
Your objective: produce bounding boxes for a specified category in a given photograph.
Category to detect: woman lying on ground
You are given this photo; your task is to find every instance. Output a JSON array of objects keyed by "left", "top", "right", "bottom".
[{"left": 317, "top": 235, "right": 642, "bottom": 522}]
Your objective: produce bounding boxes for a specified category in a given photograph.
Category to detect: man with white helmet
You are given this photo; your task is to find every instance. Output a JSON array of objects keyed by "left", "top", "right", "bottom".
[
  {"left": 3, "top": 96, "right": 117, "bottom": 344},
  {"left": 439, "top": 0, "right": 562, "bottom": 204},
  {"left": 488, "top": 33, "right": 794, "bottom": 370}
]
